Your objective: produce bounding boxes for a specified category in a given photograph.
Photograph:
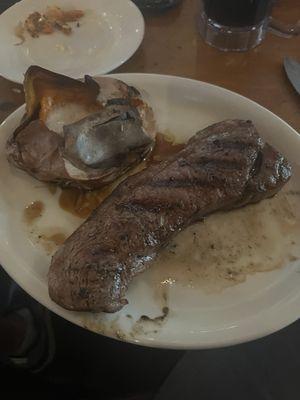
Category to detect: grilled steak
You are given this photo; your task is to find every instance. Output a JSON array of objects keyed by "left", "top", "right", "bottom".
[{"left": 48, "top": 119, "right": 292, "bottom": 312}]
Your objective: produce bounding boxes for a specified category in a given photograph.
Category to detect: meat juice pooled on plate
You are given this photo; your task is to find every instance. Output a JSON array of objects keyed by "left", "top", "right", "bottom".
[{"left": 57, "top": 133, "right": 185, "bottom": 219}]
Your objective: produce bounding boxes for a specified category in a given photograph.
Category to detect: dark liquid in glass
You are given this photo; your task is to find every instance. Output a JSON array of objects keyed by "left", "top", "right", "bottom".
[
  {"left": 203, "top": 0, "right": 273, "bottom": 27},
  {"left": 133, "top": 0, "right": 182, "bottom": 10}
]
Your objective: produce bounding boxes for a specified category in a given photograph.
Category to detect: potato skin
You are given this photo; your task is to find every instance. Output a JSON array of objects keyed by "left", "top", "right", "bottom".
[{"left": 6, "top": 66, "right": 155, "bottom": 190}]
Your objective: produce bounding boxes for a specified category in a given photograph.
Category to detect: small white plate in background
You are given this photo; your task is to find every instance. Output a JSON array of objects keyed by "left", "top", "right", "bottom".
[{"left": 0, "top": 0, "right": 144, "bottom": 83}]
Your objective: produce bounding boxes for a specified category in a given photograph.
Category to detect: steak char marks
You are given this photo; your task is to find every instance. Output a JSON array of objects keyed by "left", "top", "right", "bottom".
[{"left": 48, "top": 120, "right": 292, "bottom": 312}]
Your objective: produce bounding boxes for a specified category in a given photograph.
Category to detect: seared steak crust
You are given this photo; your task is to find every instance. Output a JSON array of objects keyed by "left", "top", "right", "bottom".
[{"left": 48, "top": 120, "right": 292, "bottom": 312}]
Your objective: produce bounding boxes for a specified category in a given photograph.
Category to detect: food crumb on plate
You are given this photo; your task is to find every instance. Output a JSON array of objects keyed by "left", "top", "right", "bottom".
[{"left": 14, "top": 6, "right": 85, "bottom": 44}]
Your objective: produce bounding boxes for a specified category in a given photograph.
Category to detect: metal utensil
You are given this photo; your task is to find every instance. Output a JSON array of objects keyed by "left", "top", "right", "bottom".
[{"left": 284, "top": 57, "right": 300, "bottom": 95}]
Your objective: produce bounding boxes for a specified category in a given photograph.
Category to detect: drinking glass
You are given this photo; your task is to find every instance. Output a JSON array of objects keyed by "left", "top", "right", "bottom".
[{"left": 199, "top": 0, "right": 275, "bottom": 51}]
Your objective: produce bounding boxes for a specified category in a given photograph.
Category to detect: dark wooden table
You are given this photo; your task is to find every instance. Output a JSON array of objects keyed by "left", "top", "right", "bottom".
[{"left": 1, "top": 0, "right": 300, "bottom": 130}]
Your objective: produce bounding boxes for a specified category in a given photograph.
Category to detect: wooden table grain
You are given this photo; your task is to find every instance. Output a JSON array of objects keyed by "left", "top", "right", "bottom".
[
  {"left": 118, "top": 0, "right": 300, "bottom": 129},
  {"left": 1, "top": 0, "right": 300, "bottom": 130}
]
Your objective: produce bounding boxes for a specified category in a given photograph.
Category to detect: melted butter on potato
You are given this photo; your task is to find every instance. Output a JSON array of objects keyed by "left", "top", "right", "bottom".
[{"left": 44, "top": 102, "right": 93, "bottom": 134}]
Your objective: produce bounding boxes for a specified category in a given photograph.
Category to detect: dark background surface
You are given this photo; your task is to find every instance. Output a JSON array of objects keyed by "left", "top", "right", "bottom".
[
  {"left": 0, "top": 1, "right": 299, "bottom": 399},
  {"left": 0, "top": 0, "right": 19, "bottom": 14},
  {"left": 1, "top": 264, "right": 300, "bottom": 400}
]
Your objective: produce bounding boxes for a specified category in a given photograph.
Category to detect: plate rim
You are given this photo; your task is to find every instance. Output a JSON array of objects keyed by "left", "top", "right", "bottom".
[{"left": 0, "top": 73, "right": 300, "bottom": 349}]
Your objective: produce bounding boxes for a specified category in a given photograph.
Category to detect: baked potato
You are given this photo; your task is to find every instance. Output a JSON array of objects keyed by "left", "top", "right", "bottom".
[{"left": 7, "top": 66, "right": 155, "bottom": 189}]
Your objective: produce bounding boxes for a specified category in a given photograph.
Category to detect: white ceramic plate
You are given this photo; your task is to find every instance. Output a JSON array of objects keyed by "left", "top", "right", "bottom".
[
  {"left": 0, "top": 0, "right": 144, "bottom": 83},
  {"left": 1, "top": 74, "right": 300, "bottom": 349}
]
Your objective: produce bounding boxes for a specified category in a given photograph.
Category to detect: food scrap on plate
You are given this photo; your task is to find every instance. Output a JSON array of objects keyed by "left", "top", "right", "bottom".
[{"left": 14, "top": 6, "right": 84, "bottom": 44}]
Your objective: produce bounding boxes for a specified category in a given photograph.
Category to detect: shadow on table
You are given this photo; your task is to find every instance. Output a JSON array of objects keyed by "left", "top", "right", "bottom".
[{"left": 0, "top": 266, "right": 182, "bottom": 399}]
